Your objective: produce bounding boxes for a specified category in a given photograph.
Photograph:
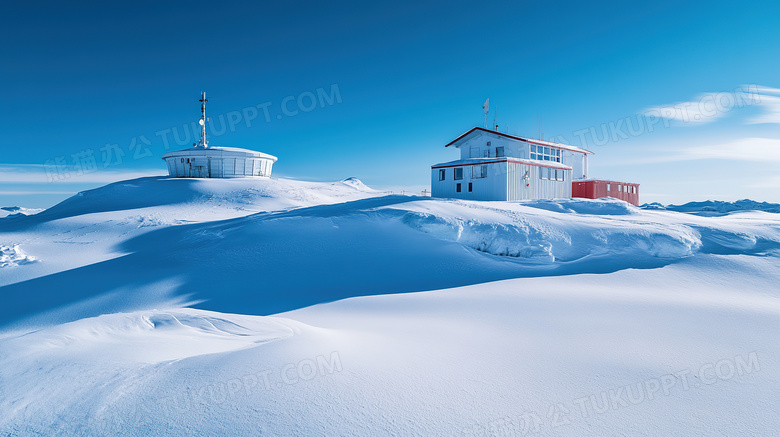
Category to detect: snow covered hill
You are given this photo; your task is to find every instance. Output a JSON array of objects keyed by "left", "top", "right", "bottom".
[
  {"left": 1, "top": 177, "right": 778, "bottom": 436},
  {"left": 0, "top": 206, "right": 42, "bottom": 219}
]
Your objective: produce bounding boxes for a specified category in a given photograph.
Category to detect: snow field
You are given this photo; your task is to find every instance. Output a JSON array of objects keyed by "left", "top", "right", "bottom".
[{"left": 1, "top": 176, "right": 778, "bottom": 435}]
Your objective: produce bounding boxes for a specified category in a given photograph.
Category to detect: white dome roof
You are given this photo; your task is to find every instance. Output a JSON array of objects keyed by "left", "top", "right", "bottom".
[{"left": 162, "top": 146, "right": 277, "bottom": 162}]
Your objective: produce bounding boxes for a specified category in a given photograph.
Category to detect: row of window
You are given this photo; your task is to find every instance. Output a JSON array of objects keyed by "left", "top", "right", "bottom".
[
  {"left": 606, "top": 183, "right": 637, "bottom": 194},
  {"left": 449, "top": 170, "right": 567, "bottom": 195},
  {"left": 481, "top": 147, "right": 505, "bottom": 158},
  {"left": 530, "top": 144, "right": 561, "bottom": 163},
  {"left": 539, "top": 167, "right": 566, "bottom": 181},
  {"left": 455, "top": 182, "right": 473, "bottom": 193},
  {"left": 438, "top": 165, "right": 488, "bottom": 181},
  {"left": 484, "top": 141, "right": 504, "bottom": 158},
  {"left": 440, "top": 165, "right": 566, "bottom": 182}
]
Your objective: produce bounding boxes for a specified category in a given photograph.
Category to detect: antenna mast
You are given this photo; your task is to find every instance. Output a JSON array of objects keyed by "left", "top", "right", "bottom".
[
  {"left": 198, "top": 92, "right": 209, "bottom": 148},
  {"left": 482, "top": 98, "right": 489, "bottom": 128}
]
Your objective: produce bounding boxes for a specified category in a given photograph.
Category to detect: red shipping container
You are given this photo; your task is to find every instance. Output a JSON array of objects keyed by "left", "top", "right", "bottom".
[{"left": 572, "top": 180, "right": 640, "bottom": 206}]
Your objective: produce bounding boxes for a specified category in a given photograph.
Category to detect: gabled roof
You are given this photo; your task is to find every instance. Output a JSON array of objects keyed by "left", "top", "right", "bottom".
[{"left": 444, "top": 127, "right": 594, "bottom": 155}]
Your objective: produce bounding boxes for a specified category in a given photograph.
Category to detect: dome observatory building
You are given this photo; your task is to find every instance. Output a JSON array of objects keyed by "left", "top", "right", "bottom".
[{"left": 162, "top": 93, "right": 277, "bottom": 178}]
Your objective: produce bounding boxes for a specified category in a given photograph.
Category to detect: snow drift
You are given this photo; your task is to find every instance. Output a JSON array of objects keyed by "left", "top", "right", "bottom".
[
  {"left": 0, "top": 244, "right": 38, "bottom": 268},
  {"left": 2, "top": 177, "right": 779, "bottom": 329}
]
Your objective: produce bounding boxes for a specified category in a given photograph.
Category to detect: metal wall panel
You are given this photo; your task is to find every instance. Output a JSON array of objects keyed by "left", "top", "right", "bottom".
[
  {"left": 431, "top": 162, "right": 507, "bottom": 200},
  {"left": 506, "top": 163, "right": 571, "bottom": 201}
]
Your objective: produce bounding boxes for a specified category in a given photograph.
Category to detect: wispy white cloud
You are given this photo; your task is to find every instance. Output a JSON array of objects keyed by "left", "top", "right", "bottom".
[
  {"left": 641, "top": 85, "right": 763, "bottom": 125},
  {"left": 745, "top": 174, "right": 780, "bottom": 189},
  {"left": 0, "top": 165, "right": 164, "bottom": 184},
  {"left": 682, "top": 137, "right": 780, "bottom": 161},
  {"left": 598, "top": 137, "right": 780, "bottom": 166},
  {"left": 745, "top": 85, "right": 780, "bottom": 124}
]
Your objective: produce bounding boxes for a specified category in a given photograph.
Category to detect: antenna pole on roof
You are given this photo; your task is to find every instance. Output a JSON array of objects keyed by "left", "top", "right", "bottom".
[
  {"left": 493, "top": 106, "right": 497, "bottom": 131},
  {"left": 198, "top": 92, "right": 209, "bottom": 148},
  {"left": 482, "top": 98, "right": 489, "bottom": 128}
]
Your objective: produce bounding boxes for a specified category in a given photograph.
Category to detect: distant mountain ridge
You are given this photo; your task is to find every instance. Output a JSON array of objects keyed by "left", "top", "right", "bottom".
[{"left": 642, "top": 199, "right": 780, "bottom": 215}]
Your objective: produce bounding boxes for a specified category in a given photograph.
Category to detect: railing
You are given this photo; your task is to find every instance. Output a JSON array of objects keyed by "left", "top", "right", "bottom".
[{"left": 379, "top": 189, "right": 431, "bottom": 196}]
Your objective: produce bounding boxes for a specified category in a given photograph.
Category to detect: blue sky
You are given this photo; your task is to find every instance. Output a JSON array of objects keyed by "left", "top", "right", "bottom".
[{"left": 2, "top": 0, "right": 779, "bottom": 207}]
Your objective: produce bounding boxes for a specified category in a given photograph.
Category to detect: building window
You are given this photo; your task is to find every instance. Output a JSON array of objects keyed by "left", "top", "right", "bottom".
[
  {"left": 454, "top": 167, "right": 463, "bottom": 180},
  {"left": 530, "top": 144, "right": 561, "bottom": 162},
  {"left": 468, "top": 182, "right": 473, "bottom": 192},
  {"left": 473, "top": 165, "right": 488, "bottom": 179},
  {"left": 607, "top": 184, "right": 611, "bottom": 191},
  {"left": 496, "top": 147, "right": 504, "bottom": 157},
  {"left": 456, "top": 183, "right": 461, "bottom": 193},
  {"left": 633, "top": 186, "right": 637, "bottom": 194},
  {"left": 487, "top": 141, "right": 491, "bottom": 146},
  {"left": 481, "top": 165, "right": 488, "bottom": 178},
  {"left": 438, "top": 169, "right": 445, "bottom": 181}
]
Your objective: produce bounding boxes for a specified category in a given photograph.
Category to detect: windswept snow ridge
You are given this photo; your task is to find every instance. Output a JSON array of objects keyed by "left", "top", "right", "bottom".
[
  {"left": 517, "top": 197, "right": 639, "bottom": 215},
  {"left": 0, "top": 244, "right": 38, "bottom": 267},
  {"left": 399, "top": 208, "right": 699, "bottom": 261},
  {"left": 1, "top": 308, "right": 297, "bottom": 364},
  {"left": 397, "top": 200, "right": 780, "bottom": 260}
]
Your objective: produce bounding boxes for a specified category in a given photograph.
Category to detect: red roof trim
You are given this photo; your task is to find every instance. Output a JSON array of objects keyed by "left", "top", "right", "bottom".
[
  {"left": 432, "top": 159, "right": 507, "bottom": 169},
  {"left": 573, "top": 179, "right": 640, "bottom": 186},
  {"left": 432, "top": 158, "right": 572, "bottom": 170},
  {"left": 444, "top": 127, "right": 594, "bottom": 155},
  {"left": 507, "top": 159, "right": 572, "bottom": 170}
]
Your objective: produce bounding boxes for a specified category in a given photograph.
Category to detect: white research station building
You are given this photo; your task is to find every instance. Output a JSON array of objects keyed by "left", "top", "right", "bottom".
[
  {"left": 431, "top": 127, "right": 594, "bottom": 201},
  {"left": 162, "top": 92, "right": 277, "bottom": 178}
]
